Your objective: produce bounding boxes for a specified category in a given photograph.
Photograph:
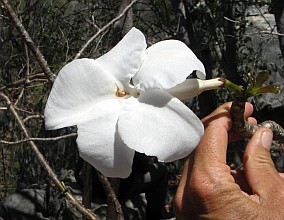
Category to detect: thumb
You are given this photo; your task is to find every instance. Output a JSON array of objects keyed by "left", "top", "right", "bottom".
[{"left": 243, "top": 128, "right": 283, "bottom": 197}]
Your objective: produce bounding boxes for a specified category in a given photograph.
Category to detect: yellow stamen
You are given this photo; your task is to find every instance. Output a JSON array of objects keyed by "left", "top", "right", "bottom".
[{"left": 116, "top": 84, "right": 129, "bottom": 97}]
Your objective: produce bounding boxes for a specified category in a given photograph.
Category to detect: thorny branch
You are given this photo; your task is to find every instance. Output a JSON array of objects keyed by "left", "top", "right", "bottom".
[{"left": 0, "top": 92, "right": 97, "bottom": 220}]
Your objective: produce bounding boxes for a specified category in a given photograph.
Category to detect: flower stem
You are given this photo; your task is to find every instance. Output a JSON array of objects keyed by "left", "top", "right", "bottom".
[{"left": 220, "top": 78, "right": 244, "bottom": 97}]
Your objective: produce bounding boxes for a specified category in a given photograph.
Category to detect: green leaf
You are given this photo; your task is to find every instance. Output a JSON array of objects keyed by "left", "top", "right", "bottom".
[
  {"left": 258, "top": 85, "right": 281, "bottom": 95},
  {"left": 255, "top": 71, "right": 269, "bottom": 87},
  {"left": 246, "top": 85, "right": 281, "bottom": 97}
]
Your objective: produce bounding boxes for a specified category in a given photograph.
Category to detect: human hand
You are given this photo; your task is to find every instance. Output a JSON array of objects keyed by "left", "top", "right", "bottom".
[{"left": 173, "top": 102, "right": 284, "bottom": 219}]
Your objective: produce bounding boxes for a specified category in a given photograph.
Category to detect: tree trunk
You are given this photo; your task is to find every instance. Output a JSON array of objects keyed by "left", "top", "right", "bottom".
[
  {"left": 272, "top": 0, "right": 284, "bottom": 61},
  {"left": 221, "top": 0, "right": 244, "bottom": 86},
  {"left": 111, "top": 0, "right": 133, "bottom": 47},
  {"left": 171, "top": 0, "right": 217, "bottom": 117},
  {"left": 82, "top": 162, "right": 93, "bottom": 220}
]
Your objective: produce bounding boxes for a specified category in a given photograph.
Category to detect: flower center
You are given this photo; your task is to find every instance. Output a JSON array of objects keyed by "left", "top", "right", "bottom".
[
  {"left": 115, "top": 84, "right": 140, "bottom": 98},
  {"left": 116, "top": 84, "right": 129, "bottom": 97}
]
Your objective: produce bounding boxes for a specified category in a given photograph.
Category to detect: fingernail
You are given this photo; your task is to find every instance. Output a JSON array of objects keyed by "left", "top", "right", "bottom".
[{"left": 261, "top": 131, "right": 273, "bottom": 150}]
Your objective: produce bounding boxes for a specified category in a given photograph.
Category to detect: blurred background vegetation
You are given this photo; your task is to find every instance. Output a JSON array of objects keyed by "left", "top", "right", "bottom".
[{"left": 0, "top": 0, "right": 283, "bottom": 217}]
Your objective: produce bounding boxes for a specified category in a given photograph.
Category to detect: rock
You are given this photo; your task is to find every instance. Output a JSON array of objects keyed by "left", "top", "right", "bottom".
[
  {"left": 245, "top": 5, "right": 284, "bottom": 109},
  {"left": 0, "top": 189, "right": 48, "bottom": 220},
  {"left": 0, "top": 169, "right": 83, "bottom": 220}
]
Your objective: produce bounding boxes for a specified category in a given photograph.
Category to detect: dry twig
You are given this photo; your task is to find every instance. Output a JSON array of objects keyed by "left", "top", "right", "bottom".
[
  {"left": 96, "top": 171, "right": 124, "bottom": 220},
  {"left": 0, "top": 0, "right": 55, "bottom": 82},
  {"left": 74, "top": 0, "right": 138, "bottom": 59},
  {"left": 0, "top": 133, "right": 77, "bottom": 145},
  {"left": 0, "top": 92, "right": 96, "bottom": 220},
  {"left": 0, "top": 73, "right": 46, "bottom": 91}
]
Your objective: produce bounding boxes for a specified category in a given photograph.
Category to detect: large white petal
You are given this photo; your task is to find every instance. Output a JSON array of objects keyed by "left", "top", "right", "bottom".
[
  {"left": 77, "top": 100, "right": 135, "bottom": 178},
  {"left": 118, "top": 90, "right": 204, "bottom": 162},
  {"left": 97, "top": 27, "right": 147, "bottom": 91},
  {"left": 45, "top": 58, "right": 117, "bottom": 129},
  {"left": 132, "top": 40, "right": 206, "bottom": 91}
]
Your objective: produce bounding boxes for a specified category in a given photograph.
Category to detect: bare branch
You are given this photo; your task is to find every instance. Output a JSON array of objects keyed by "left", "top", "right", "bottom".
[
  {"left": 0, "top": 92, "right": 96, "bottom": 220},
  {"left": 0, "top": 73, "right": 46, "bottom": 91},
  {"left": 23, "top": 115, "right": 44, "bottom": 123},
  {"left": 0, "top": 133, "right": 77, "bottom": 145},
  {"left": 245, "top": 31, "right": 284, "bottom": 37},
  {"left": 74, "top": 0, "right": 138, "bottom": 59},
  {"left": 0, "top": 92, "right": 65, "bottom": 191},
  {"left": 64, "top": 192, "right": 96, "bottom": 220},
  {"left": 0, "top": 0, "right": 55, "bottom": 82},
  {"left": 224, "top": 16, "right": 240, "bottom": 23},
  {"left": 96, "top": 171, "right": 124, "bottom": 220}
]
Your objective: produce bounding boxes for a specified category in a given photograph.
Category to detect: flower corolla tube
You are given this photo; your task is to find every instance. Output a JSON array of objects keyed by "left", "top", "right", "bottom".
[{"left": 44, "top": 27, "right": 223, "bottom": 178}]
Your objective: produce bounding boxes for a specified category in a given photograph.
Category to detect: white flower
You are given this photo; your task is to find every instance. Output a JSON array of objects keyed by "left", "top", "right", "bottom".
[{"left": 44, "top": 27, "right": 223, "bottom": 178}]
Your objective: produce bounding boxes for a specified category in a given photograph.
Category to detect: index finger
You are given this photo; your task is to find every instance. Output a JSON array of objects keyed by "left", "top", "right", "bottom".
[
  {"left": 197, "top": 102, "right": 232, "bottom": 166},
  {"left": 196, "top": 102, "right": 254, "bottom": 166}
]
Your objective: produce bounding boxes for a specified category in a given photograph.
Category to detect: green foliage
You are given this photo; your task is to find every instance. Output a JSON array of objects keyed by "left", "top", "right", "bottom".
[
  {"left": 223, "top": 71, "right": 281, "bottom": 98},
  {"left": 246, "top": 71, "right": 281, "bottom": 97}
]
